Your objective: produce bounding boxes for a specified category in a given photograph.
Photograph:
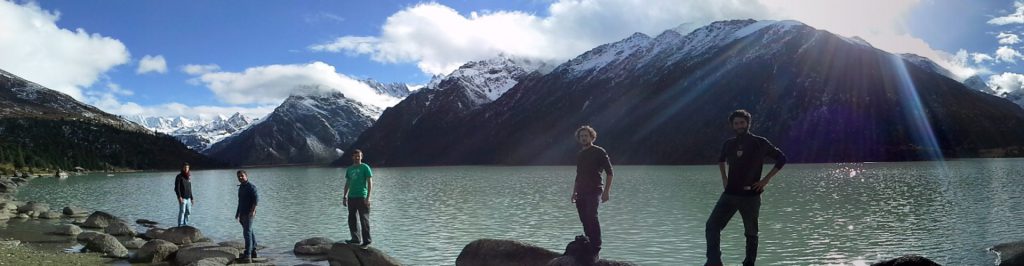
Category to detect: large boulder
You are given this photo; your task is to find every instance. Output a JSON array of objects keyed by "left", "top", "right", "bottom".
[
  {"left": 82, "top": 211, "right": 119, "bottom": 228},
  {"left": 76, "top": 231, "right": 102, "bottom": 242},
  {"left": 294, "top": 237, "right": 334, "bottom": 255},
  {"left": 130, "top": 239, "right": 179, "bottom": 263},
  {"left": 991, "top": 241, "right": 1024, "bottom": 266},
  {"left": 174, "top": 242, "right": 239, "bottom": 266},
  {"left": 143, "top": 227, "right": 166, "bottom": 240},
  {"left": 105, "top": 221, "right": 136, "bottom": 237},
  {"left": 63, "top": 206, "right": 90, "bottom": 217},
  {"left": 0, "top": 212, "right": 10, "bottom": 220},
  {"left": 0, "top": 202, "right": 17, "bottom": 212},
  {"left": 456, "top": 239, "right": 560, "bottom": 266},
  {"left": 327, "top": 242, "right": 401, "bottom": 266},
  {"left": 39, "top": 211, "right": 62, "bottom": 219},
  {"left": 186, "top": 257, "right": 231, "bottom": 266},
  {"left": 158, "top": 226, "right": 205, "bottom": 245},
  {"left": 16, "top": 201, "right": 48, "bottom": 214},
  {"left": 122, "top": 238, "right": 147, "bottom": 249},
  {"left": 54, "top": 224, "right": 83, "bottom": 236},
  {"left": 82, "top": 233, "right": 129, "bottom": 258}
]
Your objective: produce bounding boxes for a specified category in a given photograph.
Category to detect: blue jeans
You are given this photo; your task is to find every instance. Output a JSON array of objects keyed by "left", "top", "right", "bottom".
[
  {"left": 239, "top": 216, "right": 257, "bottom": 257},
  {"left": 705, "top": 194, "right": 761, "bottom": 266},
  {"left": 177, "top": 198, "right": 192, "bottom": 226}
]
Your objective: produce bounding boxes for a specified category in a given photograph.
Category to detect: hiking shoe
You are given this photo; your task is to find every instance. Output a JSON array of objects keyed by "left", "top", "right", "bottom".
[
  {"left": 345, "top": 239, "right": 360, "bottom": 244},
  {"left": 360, "top": 241, "right": 372, "bottom": 250},
  {"left": 251, "top": 250, "right": 258, "bottom": 258},
  {"left": 235, "top": 256, "right": 252, "bottom": 263}
]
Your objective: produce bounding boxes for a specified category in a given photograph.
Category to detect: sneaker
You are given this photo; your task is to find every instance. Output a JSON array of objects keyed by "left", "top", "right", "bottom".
[
  {"left": 360, "top": 241, "right": 372, "bottom": 250},
  {"left": 345, "top": 239, "right": 360, "bottom": 244},
  {"left": 251, "top": 250, "right": 258, "bottom": 259}
]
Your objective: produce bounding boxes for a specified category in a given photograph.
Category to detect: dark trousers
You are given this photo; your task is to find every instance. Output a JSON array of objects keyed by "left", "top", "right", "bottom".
[
  {"left": 575, "top": 191, "right": 602, "bottom": 250},
  {"left": 239, "top": 216, "right": 257, "bottom": 257},
  {"left": 705, "top": 193, "right": 761, "bottom": 266},
  {"left": 347, "top": 198, "right": 371, "bottom": 243}
]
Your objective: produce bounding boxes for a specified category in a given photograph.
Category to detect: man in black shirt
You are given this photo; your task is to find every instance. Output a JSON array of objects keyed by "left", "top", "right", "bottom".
[
  {"left": 705, "top": 110, "right": 786, "bottom": 266},
  {"left": 174, "top": 162, "right": 195, "bottom": 227},
  {"left": 235, "top": 170, "right": 259, "bottom": 262},
  {"left": 572, "top": 125, "right": 613, "bottom": 262}
]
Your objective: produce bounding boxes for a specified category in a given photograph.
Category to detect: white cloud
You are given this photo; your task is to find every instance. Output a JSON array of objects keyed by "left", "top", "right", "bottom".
[
  {"left": 136, "top": 54, "right": 167, "bottom": 74},
  {"left": 998, "top": 32, "right": 1021, "bottom": 44},
  {"left": 988, "top": 72, "right": 1024, "bottom": 93},
  {"left": 989, "top": 1, "right": 1024, "bottom": 25},
  {"left": 85, "top": 84, "right": 274, "bottom": 119},
  {"left": 0, "top": 1, "right": 130, "bottom": 100},
  {"left": 187, "top": 61, "right": 401, "bottom": 108},
  {"left": 996, "top": 46, "right": 1023, "bottom": 63},
  {"left": 972, "top": 52, "right": 995, "bottom": 64},
  {"left": 181, "top": 64, "right": 221, "bottom": 75}
]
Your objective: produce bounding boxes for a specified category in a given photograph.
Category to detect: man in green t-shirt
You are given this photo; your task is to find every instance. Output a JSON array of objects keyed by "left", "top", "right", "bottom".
[{"left": 343, "top": 149, "right": 373, "bottom": 249}]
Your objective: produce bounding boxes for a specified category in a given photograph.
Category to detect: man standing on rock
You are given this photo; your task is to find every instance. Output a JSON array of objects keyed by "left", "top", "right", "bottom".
[
  {"left": 572, "top": 125, "right": 613, "bottom": 262},
  {"left": 235, "top": 170, "right": 259, "bottom": 262},
  {"left": 705, "top": 110, "right": 787, "bottom": 266},
  {"left": 174, "top": 162, "right": 194, "bottom": 227},
  {"left": 343, "top": 149, "right": 373, "bottom": 249}
]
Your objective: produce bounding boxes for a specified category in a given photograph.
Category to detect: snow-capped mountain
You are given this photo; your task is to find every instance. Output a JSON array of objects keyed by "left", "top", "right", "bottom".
[
  {"left": 125, "top": 113, "right": 257, "bottom": 151},
  {"left": 336, "top": 55, "right": 548, "bottom": 165},
  {"left": 900, "top": 53, "right": 955, "bottom": 80},
  {"left": 204, "top": 90, "right": 379, "bottom": 166},
  {"left": 898, "top": 53, "right": 1024, "bottom": 108},
  {"left": 350, "top": 19, "right": 1024, "bottom": 166},
  {"left": 361, "top": 79, "right": 412, "bottom": 99}
]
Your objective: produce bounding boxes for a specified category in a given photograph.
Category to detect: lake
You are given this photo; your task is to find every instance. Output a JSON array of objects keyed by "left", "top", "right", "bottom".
[{"left": 13, "top": 159, "right": 1024, "bottom": 265}]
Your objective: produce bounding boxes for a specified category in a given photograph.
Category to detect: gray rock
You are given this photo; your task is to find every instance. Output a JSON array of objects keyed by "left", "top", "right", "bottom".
[
  {"left": 157, "top": 226, "right": 205, "bottom": 245},
  {"left": 104, "top": 221, "right": 136, "bottom": 237},
  {"left": 82, "top": 211, "right": 119, "bottom": 228},
  {"left": 456, "top": 239, "right": 559, "bottom": 266},
  {"left": 122, "top": 238, "right": 146, "bottom": 249},
  {"left": 76, "top": 231, "right": 102, "bottom": 242},
  {"left": 141, "top": 227, "right": 165, "bottom": 241},
  {"left": 991, "top": 241, "right": 1024, "bottom": 266},
  {"left": 14, "top": 213, "right": 28, "bottom": 219},
  {"left": 62, "top": 206, "right": 90, "bottom": 217},
  {"left": 83, "top": 233, "right": 129, "bottom": 258},
  {"left": 39, "top": 211, "right": 62, "bottom": 219},
  {"left": 17, "top": 201, "right": 49, "bottom": 214},
  {"left": 130, "top": 239, "right": 179, "bottom": 263},
  {"left": 175, "top": 241, "right": 239, "bottom": 266},
  {"left": 54, "top": 224, "right": 83, "bottom": 236},
  {"left": 0, "top": 202, "right": 16, "bottom": 212},
  {"left": 0, "top": 212, "right": 10, "bottom": 220},
  {"left": 327, "top": 242, "right": 401, "bottom": 266},
  {"left": 294, "top": 237, "right": 333, "bottom": 255},
  {"left": 218, "top": 240, "right": 243, "bottom": 250},
  {"left": 186, "top": 257, "right": 231, "bottom": 266}
]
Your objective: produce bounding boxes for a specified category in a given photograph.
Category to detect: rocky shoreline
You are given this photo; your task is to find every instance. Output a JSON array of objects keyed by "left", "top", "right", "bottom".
[{"left": 2, "top": 174, "right": 1021, "bottom": 265}]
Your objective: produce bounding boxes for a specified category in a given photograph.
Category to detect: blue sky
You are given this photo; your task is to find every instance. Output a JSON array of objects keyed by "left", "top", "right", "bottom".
[{"left": 2, "top": 0, "right": 1024, "bottom": 119}]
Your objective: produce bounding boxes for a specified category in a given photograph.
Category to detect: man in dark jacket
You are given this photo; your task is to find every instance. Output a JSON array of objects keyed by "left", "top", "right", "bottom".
[
  {"left": 174, "top": 163, "right": 195, "bottom": 227},
  {"left": 705, "top": 110, "right": 787, "bottom": 266},
  {"left": 235, "top": 170, "right": 259, "bottom": 262},
  {"left": 572, "top": 125, "right": 613, "bottom": 262}
]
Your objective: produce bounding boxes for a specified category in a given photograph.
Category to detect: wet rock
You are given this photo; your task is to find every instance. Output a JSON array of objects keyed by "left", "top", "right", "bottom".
[
  {"left": 82, "top": 211, "right": 119, "bottom": 228},
  {"left": 62, "top": 206, "right": 90, "bottom": 217},
  {"left": 327, "top": 242, "right": 401, "bottom": 266},
  {"left": 83, "top": 233, "right": 129, "bottom": 258},
  {"left": 104, "top": 221, "right": 136, "bottom": 237},
  {"left": 17, "top": 202, "right": 49, "bottom": 214},
  {"left": 76, "top": 231, "right": 102, "bottom": 242},
  {"left": 130, "top": 239, "right": 178, "bottom": 263},
  {"left": 294, "top": 237, "right": 334, "bottom": 255},
  {"left": 122, "top": 238, "right": 146, "bottom": 249},
  {"left": 54, "top": 224, "right": 83, "bottom": 236},
  {"left": 991, "top": 241, "right": 1024, "bottom": 266},
  {"left": 39, "top": 211, "right": 62, "bottom": 219},
  {"left": 158, "top": 226, "right": 206, "bottom": 245},
  {"left": 456, "top": 239, "right": 559, "bottom": 266},
  {"left": 175, "top": 242, "right": 239, "bottom": 266}
]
